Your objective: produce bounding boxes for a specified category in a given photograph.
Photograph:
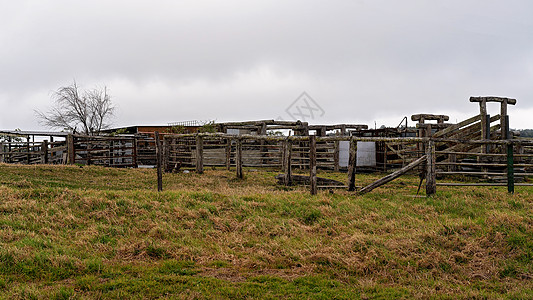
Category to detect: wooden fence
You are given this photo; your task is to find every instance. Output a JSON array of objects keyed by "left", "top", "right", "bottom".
[
  {"left": 158, "top": 132, "right": 533, "bottom": 195},
  {"left": 2, "top": 131, "right": 532, "bottom": 195}
]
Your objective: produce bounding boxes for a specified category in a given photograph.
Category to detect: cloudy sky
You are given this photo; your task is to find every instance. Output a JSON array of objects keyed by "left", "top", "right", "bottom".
[{"left": 1, "top": 0, "right": 532, "bottom": 131}]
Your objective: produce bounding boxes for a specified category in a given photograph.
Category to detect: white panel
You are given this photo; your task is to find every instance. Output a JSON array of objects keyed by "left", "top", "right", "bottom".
[
  {"left": 356, "top": 141, "right": 376, "bottom": 167},
  {"left": 339, "top": 141, "right": 350, "bottom": 167}
]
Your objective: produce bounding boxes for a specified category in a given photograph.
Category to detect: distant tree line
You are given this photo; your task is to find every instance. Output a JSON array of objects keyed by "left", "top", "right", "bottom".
[{"left": 516, "top": 129, "right": 533, "bottom": 137}]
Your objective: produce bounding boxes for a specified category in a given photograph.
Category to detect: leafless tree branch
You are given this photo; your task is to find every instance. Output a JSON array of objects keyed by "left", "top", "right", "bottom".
[{"left": 35, "top": 81, "right": 115, "bottom": 135}]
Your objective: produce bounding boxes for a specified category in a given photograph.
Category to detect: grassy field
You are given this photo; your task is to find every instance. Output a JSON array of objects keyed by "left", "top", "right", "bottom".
[{"left": 0, "top": 164, "right": 532, "bottom": 299}]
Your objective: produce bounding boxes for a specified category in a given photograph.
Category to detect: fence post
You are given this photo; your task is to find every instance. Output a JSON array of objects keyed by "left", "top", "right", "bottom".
[
  {"left": 162, "top": 137, "right": 169, "bottom": 171},
  {"left": 41, "top": 140, "right": 48, "bottom": 164},
  {"left": 334, "top": 140, "right": 340, "bottom": 172},
  {"left": 309, "top": 136, "right": 317, "bottom": 195},
  {"left": 225, "top": 139, "right": 231, "bottom": 170},
  {"left": 26, "top": 138, "right": 31, "bottom": 165},
  {"left": 196, "top": 135, "right": 204, "bottom": 174},
  {"left": 236, "top": 138, "right": 243, "bottom": 179},
  {"left": 133, "top": 138, "right": 138, "bottom": 168},
  {"left": 67, "top": 134, "right": 75, "bottom": 164},
  {"left": 283, "top": 138, "right": 292, "bottom": 185},
  {"left": 155, "top": 132, "right": 163, "bottom": 192},
  {"left": 425, "top": 139, "right": 436, "bottom": 196},
  {"left": 0, "top": 142, "right": 4, "bottom": 163},
  {"left": 348, "top": 139, "right": 357, "bottom": 191}
]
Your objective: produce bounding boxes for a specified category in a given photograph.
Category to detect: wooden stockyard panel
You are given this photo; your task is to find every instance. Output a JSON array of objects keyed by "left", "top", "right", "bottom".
[
  {"left": 0, "top": 141, "right": 67, "bottom": 165},
  {"left": 72, "top": 136, "right": 136, "bottom": 168}
]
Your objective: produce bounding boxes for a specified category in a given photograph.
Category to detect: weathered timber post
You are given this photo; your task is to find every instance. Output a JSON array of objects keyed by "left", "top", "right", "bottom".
[
  {"left": 41, "top": 140, "right": 48, "bottom": 164},
  {"left": 425, "top": 139, "right": 436, "bottom": 196},
  {"left": 236, "top": 138, "right": 243, "bottom": 179},
  {"left": 67, "top": 134, "right": 75, "bottom": 165},
  {"left": 348, "top": 139, "right": 357, "bottom": 191},
  {"left": 162, "top": 137, "right": 169, "bottom": 171},
  {"left": 132, "top": 138, "right": 138, "bottom": 168},
  {"left": 109, "top": 140, "right": 114, "bottom": 167},
  {"left": 501, "top": 98, "right": 508, "bottom": 140},
  {"left": 505, "top": 116, "right": 514, "bottom": 193},
  {"left": 283, "top": 138, "right": 292, "bottom": 186},
  {"left": 334, "top": 140, "right": 340, "bottom": 172},
  {"left": 196, "top": 135, "right": 204, "bottom": 174},
  {"left": 225, "top": 139, "right": 231, "bottom": 170},
  {"left": 155, "top": 132, "right": 163, "bottom": 192},
  {"left": 26, "top": 138, "right": 31, "bottom": 165},
  {"left": 309, "top": 135, "right": 317, "bottom": 195},
  {"left": 0, "top": 142, "right": 4, "bottom": 163}
]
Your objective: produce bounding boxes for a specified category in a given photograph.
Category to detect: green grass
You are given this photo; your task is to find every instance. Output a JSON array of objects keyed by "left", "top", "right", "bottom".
[{"left": 0, "top": 163, "right": 532, "bottom": 298}]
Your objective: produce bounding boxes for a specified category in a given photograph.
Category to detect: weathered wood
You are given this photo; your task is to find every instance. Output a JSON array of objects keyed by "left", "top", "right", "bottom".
[
  {"left": 501, "top": 100, "right": 508, "bottom": 140},
  {"left": 26, "top": 139, "right": 30, "bottom": 165},
  {"left": 358, "top": 155, "right": 427, "bottom": 195},
  {"left": 426, "top": 140, "right": 436, "bottom": 196},
  {"left": 67, "top": 134, "right": 75, "bottom": 164},
  {"left": 309, "top": 135, "right": 317, "bottom": 195},
  {"left": 334, "top": 140, "right": 340, "bottom": 172},
  {"left": 236, "top": 139, "right": 243, "bottom": 179},
  {"left": 348, "top": 140, "right": 357, "bottom": 191},
  {"left": 41, "top": 140, "right": 48, "bottom": 164},
  {"left": 162, "top": 138, "right": 169, "bottom": 171},
  {"left": 0, "top": 142, "right": 4, "bottom": 163},
  {"left": 155, "top": 132, "right": 163, "bottom": 192},
  {"left": 283, "top": 139, "right": 292, "bottom": 185},
  {"left": 433, "top": 115, "right": 481, "bottom": 138},
  {"left": 196, "top": 135, "right": 204, "bottom": 174},
  {"left": 225, "top": 139, "right": 231, "bottom": 170},
  {"left": 411, "top": 114, "right": 449, "bottom": 123},
  {"left": 469, "top": 96, "right": 517, "bottom": 105}
]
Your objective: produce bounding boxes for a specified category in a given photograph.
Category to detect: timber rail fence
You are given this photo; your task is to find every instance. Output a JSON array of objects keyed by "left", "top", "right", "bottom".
[{"left": 2, "top": 132, "right": 533, "bottom": 195}]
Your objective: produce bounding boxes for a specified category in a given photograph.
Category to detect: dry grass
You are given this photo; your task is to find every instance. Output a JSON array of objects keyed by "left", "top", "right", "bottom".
[{"left": 0, "top": 163, "right": 532, "bottom": 298}]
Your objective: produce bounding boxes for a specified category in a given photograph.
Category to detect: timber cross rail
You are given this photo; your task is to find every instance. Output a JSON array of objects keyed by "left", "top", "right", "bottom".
[{"left": 157, "top": 132, "right": 533, "bottom": 195}]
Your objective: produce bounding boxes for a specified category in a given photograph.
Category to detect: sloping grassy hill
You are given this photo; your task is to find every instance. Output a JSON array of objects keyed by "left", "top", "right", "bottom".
[{"left": 0, "top": 164, "right": 532, "bottom": 299}]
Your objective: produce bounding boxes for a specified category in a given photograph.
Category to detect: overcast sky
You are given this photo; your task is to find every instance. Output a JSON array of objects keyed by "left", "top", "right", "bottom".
[{"left": 1, "top": 0, "right": 532, "bottom": 131}]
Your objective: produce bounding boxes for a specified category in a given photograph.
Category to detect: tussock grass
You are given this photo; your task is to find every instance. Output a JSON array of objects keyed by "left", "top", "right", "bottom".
[{"left": 0, "top": 163, "right": 532, "bottom": 298}]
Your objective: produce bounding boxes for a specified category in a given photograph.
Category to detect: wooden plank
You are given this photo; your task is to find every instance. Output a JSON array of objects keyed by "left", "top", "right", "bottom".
[
  {"left": 358, "top": 155, "right": 426, "bottom": 195},
  {"left": 433, "top": 115, "right": 481, "bottom": 138},
  {"left": 469, "top": 96, "right": 516, "bottom": 105}
]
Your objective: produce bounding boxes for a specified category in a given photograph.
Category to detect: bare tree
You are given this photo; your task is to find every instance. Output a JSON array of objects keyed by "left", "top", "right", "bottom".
[{"left": 36, "top": 82, "right": 115, "bottom": 135}]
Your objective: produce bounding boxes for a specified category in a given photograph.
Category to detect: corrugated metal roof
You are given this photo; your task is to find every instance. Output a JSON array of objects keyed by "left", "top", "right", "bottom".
[{"left": 0, "top": 130, "right": 70, "bottom": 137}]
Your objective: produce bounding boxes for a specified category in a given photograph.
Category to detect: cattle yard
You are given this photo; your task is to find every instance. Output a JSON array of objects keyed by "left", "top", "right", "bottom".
[{"left": 1, "top": 96, "right": 533, "bottom": 195}]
